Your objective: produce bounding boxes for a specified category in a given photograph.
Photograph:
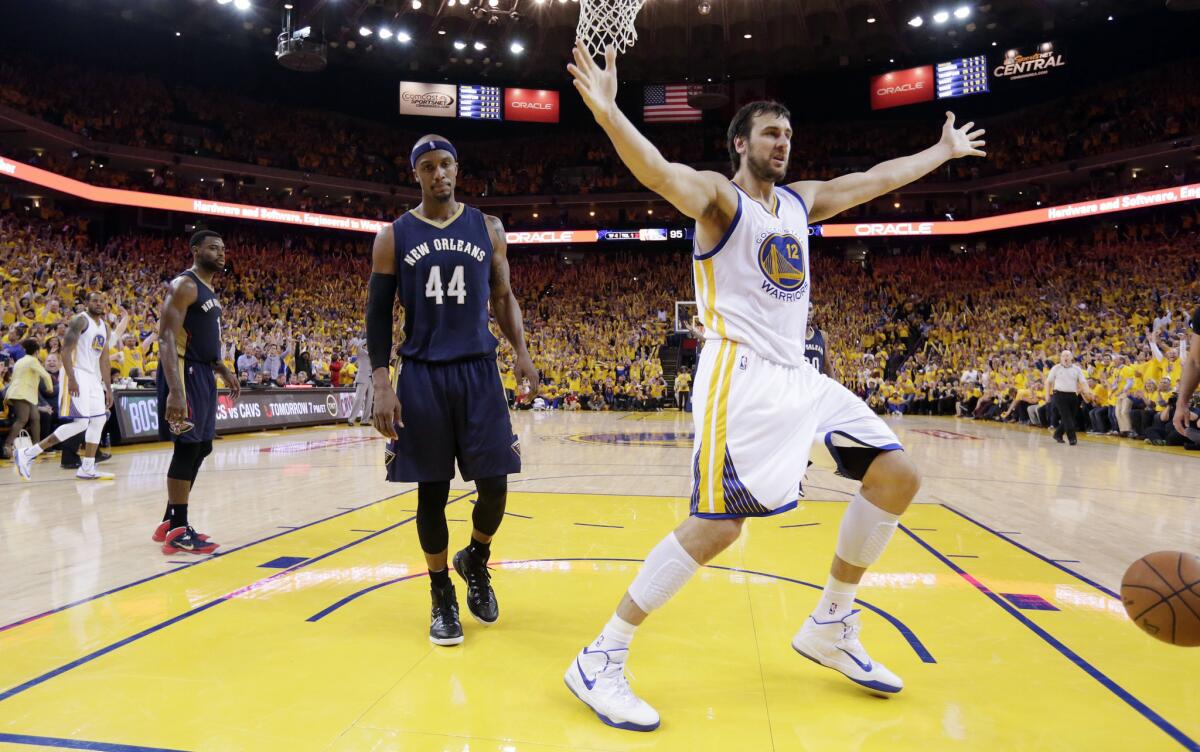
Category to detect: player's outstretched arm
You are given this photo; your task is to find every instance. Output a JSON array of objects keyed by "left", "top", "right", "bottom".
[
  {"left": 791, "top": 112, "right": 986, "bottom": 223},
  {"left": 487, "top": 215, "right": 540, "bottom": 400},
  {"left": 568, "top": 41, "right": 734, "bottom": 222},
  {"left": 1173, "top": 319, "right": 1200, "bottom": 435},
  {"left": 366, "top": 224, "right": 403, "bottom": 438}
]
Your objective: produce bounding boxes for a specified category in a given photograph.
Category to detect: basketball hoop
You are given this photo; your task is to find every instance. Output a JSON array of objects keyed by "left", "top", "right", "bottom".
[{"left": 576, "top": 0, "right": 646, "bottom": 58}]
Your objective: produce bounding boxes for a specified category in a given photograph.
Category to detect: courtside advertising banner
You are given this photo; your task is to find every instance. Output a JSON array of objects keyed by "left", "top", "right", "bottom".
[
  {"left": 2, "top": 156, "right": 1198, "bottom": 240},
  {"left": 869, "top": 65, "right": 935, "bottom": 110},
  {"left": 113, "top": 388, "right": 356, "bottom": 443},
  {"left": 504, "top": 88, "right": 561, "bottom": 123},
  {"left": 399, "top": 82, "right": 457, "bottom": 117}
]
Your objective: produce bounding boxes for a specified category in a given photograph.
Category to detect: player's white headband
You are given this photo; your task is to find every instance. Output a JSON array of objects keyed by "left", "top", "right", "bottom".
[{"left": 410, "top": 139, "right": 458, "bottom": 168}]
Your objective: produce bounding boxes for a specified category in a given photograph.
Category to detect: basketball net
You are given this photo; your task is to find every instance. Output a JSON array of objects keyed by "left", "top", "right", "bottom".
[{"left": 576, "top": 0, "right": 645, "bottom": 57}]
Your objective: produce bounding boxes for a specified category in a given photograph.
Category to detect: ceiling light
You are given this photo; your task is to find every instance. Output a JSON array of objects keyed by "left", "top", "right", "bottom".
[
  {"left": 697, "top": 0, "right": 711, "bottom": 15},
  {"left": 558, "top": 0, "right": 567, "bottom": 5},
  {"left": 217, "top": 0, "right": 233, "bottom": 4},
  {"left": 535, "top": 0, "right": 546, "bottom": 4},
  {"left": 533, "top": 212, "right": 539, "bottom": 218},
  {"left": 474, "top": 41, "right": 486, "bottom": 50},
  {"left": 743, "top": 33, "right": 752, "bottom": 38},
  {"left": 397, "top": 31, "right": 412, "bottom": 42},
  {"left": 489, "top": 0, "right": 499, "bottom": 6},
  {"left": 359, "top": 26, "right": 372, "bottom": 36},
  {"left": 379, "top": 28, "right": 393, "bottom": 39},
  {"left": 175, "top": 31, "right": 181, "bottom": 36},
  {"left": 647, "top": 209, "right": 653, "bottom": 215},
  {"left": 908, "top": 15, "right": 923, "bottom": 27},
  {"left": 953, "top": 5, "right": 970, "bottom": 19},
  {"left": 589, "top": 211, "right": 596, "bottom": 217},
  {"left": 991, "top": 41, "right": 996, "bottom": 46},
  {"left": 933, "top": 10, "right": 949, "bottom": 24},
  {"left": 889, "top": 58, "right": 894, "bottom": 63},
  {"left": 510, "top": 41, "right": 525, "bottom": 53},
  {"left": 448, "top": 0, "right": 457, "bottom": 5},
  {"left": 284, "top": 2, "right": 293, "bottom": 7},
  {"left": 454, "top": 40, "right": 467, "bottom": 49},
  {"left": 233, "top": 0, "right": 251, "bottom": 9},
  {"left": 866, "top": 16, "right": 876, "bottom": 23},
  {"left": 411, "top": 0, "right": 422, "bottom": 8},
  {"left": 1107, "top": 15, "right": 1113, "bottom": 20}
]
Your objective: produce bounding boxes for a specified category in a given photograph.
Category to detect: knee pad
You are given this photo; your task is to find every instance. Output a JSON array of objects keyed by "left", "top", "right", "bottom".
[
  {"left": 416, "top": 481, "right": 451, "bottom": 555},
  {"left": 84, "top": 415, "right": 106, "bottom": 445},
  {"left": 168, "top": 441, "right": 204, "bottom": 482},
  {"left": 472, "top": 476, "right": 508, "bottom": 536},
  {"left": 835, "top": 492, "right": 900, "bottom": 568},
  {"left": 627, "top": 532, "right": 700, "bottom": 614},
  {"left": 53, "top": 419, "right": 89, "bottom": 443}
]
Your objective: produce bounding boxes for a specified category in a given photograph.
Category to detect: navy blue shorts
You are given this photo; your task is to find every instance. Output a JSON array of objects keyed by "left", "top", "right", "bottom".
[
  {"left": 157, "top": 358, "right": 217, "bottom": 443},
  {"left": 385, "top": 357, "right": 520, "bottom": 483}
]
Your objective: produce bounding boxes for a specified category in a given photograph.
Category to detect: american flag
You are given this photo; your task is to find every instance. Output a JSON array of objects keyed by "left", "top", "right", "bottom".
[{"left": 643, "top": 84, "right": 702, "bottom": 123}]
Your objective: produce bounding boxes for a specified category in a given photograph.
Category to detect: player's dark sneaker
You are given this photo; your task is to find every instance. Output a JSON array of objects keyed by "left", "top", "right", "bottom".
[
  {"left": 453, "top": 546, "right": 499, "bottom": 625},
  {"left": 161, "top": 525, "right": 219, "bottom": 555},
  {"left": 153, "top": 520, "right": 211, "bottom": 543},
  {"left": 429, "top": 581, "right": 464, "bottom": 646}
]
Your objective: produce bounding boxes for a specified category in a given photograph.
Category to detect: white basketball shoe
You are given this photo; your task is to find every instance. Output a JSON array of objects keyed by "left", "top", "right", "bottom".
[
  {"left": 791, "top": 609, "right": 904, "bottom": 693},
  {"left": 75, "top": 466, "right": 115, "bottom": 480},
  {"left": 14, "top": 447, "right": 34, "bottom": 480},
  {"left": 564, "top": 645, "right": 660, "bottom": 732}
]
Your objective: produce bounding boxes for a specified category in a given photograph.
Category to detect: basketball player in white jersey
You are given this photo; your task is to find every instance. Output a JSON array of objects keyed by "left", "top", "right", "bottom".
[
  {"left": 565, "top": 43, "right": 986, "bottom": 731},
  {"left": 15, "top": 292, "right": 115, "bottom": 481}
]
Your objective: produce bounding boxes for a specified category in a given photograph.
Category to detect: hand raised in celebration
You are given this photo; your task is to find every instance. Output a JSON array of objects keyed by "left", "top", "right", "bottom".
[
  {"left": 567, "top": 40, "right": 619, "bottom": 123},
  {"left": 939, "top": 112, "right": 987, "bottom": 159}
]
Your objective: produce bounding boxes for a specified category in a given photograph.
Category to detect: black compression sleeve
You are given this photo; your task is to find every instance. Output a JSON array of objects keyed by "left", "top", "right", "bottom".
[{"left": 366, "top": 272, "right": 398, "bottom": 372}]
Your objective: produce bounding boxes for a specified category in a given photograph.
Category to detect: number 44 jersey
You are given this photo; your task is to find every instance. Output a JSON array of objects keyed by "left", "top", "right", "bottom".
[{"left": 393, "top": 204, "right": 500, "bottom": 362}]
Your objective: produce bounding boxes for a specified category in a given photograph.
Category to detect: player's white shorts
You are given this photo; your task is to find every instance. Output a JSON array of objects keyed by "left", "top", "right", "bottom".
[
  {"left": 59, "top": 371, "right": 107, "bottom": 419},
  {"left": 689, "top": 340, "right": 902, "bottom": 518}
]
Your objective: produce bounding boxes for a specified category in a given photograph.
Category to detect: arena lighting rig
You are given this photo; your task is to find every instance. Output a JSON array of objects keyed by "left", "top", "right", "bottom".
[{"left": 1, "top": 156, "right": 1197, "bottom": 243}]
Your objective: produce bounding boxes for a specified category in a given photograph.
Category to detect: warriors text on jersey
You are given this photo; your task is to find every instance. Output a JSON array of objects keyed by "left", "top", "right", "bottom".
[
  {"left": 693, "top": 183, "right": 811, "bottom": 366},
  {"left": 393, "top": 204, "right": 498, "bottom": 362}
]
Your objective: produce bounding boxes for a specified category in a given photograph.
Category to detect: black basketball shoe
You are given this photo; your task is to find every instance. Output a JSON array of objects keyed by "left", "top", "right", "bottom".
[
  {"left": 429, "top": 581, "right": 464, "bottom": 646},
  {"left": 453, "top": 546, "right": 499, "bottom": 625}
]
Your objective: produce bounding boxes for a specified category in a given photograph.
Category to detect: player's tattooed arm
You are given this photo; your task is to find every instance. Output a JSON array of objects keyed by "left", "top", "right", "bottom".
[
  {"left": 487, "top": 215, "right": 539, "bottom": 400},
  {"left": 791, "top": 112, "right": 986, "bottom": 223},
  {"left": 60, "top": 314, "right": 88, "bottom": 396},
  {"left": 158, "top": 275, "right": 198, "bottom": 428}
]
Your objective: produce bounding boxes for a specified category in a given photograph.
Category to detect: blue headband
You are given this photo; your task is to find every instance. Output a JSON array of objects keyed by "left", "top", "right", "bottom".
[{"left": 410, "top": 139, "right": 458, "bottom": 168}]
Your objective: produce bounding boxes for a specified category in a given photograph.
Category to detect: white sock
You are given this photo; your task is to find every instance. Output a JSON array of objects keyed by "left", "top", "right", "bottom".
[
  {"left": 81, "top": 457, "right": 96, "bottom": 471},
  {"left": 811, "top": 575, "right": 859, "bottom": 622},
  {"left": 593, "top": 614, "right": 637, "bottom": 656},
  {"left": 28, "top": 445, "right": 44, "bottom": 458}
]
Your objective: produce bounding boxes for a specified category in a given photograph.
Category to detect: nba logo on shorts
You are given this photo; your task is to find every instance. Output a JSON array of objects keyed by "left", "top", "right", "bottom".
[{"left": 739, "top": 355, "right": 749, "bottom": 371}]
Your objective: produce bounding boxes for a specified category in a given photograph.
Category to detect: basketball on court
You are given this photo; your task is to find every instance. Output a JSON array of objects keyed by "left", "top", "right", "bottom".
[{"left": 1121, "top": 551, "right": 1200, "bottom": 647}]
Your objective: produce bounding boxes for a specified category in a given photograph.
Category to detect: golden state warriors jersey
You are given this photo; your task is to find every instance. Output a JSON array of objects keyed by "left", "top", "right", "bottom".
[
  {"left": 73, "top": 313, "right": 108, "bottom": 377},
  {"left": 693, "top": 182, "right": 811, "bottom": 367}
]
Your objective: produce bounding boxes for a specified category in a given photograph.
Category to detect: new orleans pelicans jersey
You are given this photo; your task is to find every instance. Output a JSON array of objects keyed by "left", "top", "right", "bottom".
[{"left": 693, "top": 183, "right": 811, "bottom": 367}]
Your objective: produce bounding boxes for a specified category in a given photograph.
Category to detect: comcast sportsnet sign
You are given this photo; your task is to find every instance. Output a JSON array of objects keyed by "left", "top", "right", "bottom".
[
  {"left": 505, "top": 88, "right": 560, "bottom": 123},
  {"left": 870, "top": 66, "right": 934, "bottom": 110}
]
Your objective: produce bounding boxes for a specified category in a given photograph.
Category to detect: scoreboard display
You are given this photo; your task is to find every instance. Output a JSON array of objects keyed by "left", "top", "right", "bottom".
[
  {"left": 458, "top": 85, "right": 503, "bottom": 120},
  {"left": 936, "top": 55, "right": 989, "bottom": 100}
]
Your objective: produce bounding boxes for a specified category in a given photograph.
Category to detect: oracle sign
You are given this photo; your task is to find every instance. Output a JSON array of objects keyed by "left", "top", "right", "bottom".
[
  {"left": 505, "top": 230, "right": 599, "bottom": 244},
  {"left": 853, "top": 222, "right": 935, "bottom": 236},
  {"left": 869, "top": 66, "right": 935, "bottom": 110},
  {"left": 505, "top": 88, "right": 560, "bottom": 123}
]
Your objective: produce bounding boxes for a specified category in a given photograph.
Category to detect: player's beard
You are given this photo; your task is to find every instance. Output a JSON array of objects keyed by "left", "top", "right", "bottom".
[
  {"left": 747, "top": 151, "right": 787, "bottom": 183},
  {"left": 197, "top": 255, "right": 224, "bottom": 273}
]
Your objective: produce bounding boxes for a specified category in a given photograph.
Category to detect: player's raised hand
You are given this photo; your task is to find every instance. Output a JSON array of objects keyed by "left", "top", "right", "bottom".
[
  {"left": 568, "top": 40, "right": 618, "bottom": 122},
  {"left": 939, "top": 112, "right": 987, "bottom": 159}
]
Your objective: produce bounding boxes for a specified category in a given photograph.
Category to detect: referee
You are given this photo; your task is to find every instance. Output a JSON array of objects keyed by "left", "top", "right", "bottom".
[{"left": 1044, "top": 349, "right": 1094, "bottom": 445}]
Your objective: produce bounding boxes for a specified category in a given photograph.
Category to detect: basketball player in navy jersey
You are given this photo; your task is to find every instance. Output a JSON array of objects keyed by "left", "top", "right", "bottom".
[
  {"left": 804, "top": 320, "right": 833, "bottom": 378},
  {"left": 366, "top": 134, "right": 539, "bottom": 646},
  {"left": 152, "top": 230, "right": 240, "bottom": 555}
]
